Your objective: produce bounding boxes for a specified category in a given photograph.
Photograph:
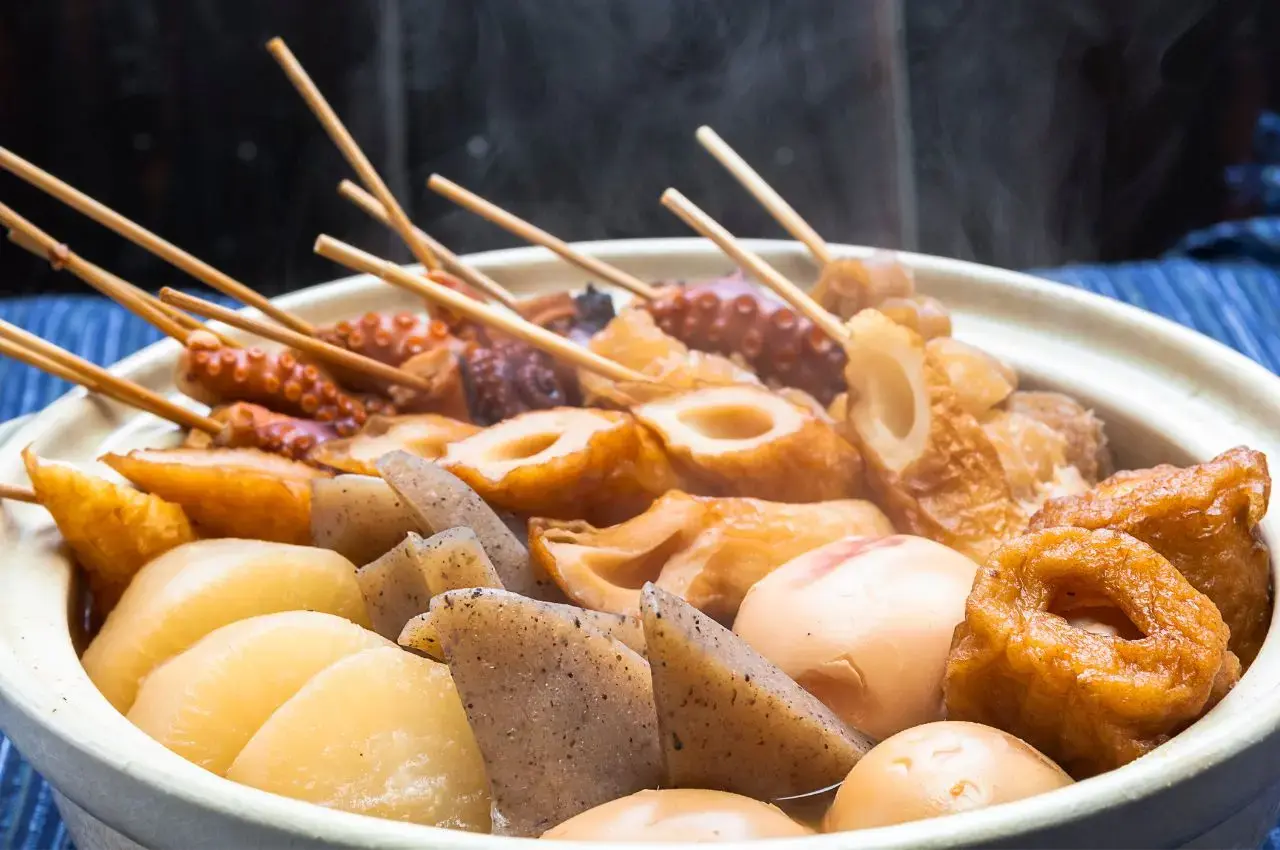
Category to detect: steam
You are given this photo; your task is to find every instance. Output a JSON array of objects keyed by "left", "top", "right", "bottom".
[{"left": 291, "top": 0, "right": 1233, "bottom": 280}]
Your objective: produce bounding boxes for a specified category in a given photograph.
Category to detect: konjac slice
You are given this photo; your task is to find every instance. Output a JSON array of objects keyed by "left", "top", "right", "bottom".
[
  {"left": 127, "top": 611, "right": 390, "bottom": 774},
  {"left": 81, "top": 539, "right": 368, "bottom": 713},
  {"left": 634, "top": 384, "right": 863, "bottom": 502},
  {"left": 841, "top": 309, "right": 1024, "bottom": 560},
  {"left": 400, "top": 598, "right": 646, "bottom": 660},
  {"left": 356, "top": 535, "right": 435, "bottom": 641},
  {"left": 641, "top": 584, "right": 874, "bottom": 799},
  {"left": 22, "top": 448, "right": 195, "bottom": 617},
  {"left": 377, "top": 451, "right": 551, "bottom": 599},
  {"left": 440, "top": 407, "right": 679, "bottom": 524},
  {"left": 103, "top": 447, "right": 326, "bottom": 544},
  {"left": 310, "top": 474, "right": 420, "bottom": 565},
  {"left": 430, "top": 588, "right": 662, "bottom": 836},
  {"left": 227, "top": 646, "right": 490, "bottom": 830}
]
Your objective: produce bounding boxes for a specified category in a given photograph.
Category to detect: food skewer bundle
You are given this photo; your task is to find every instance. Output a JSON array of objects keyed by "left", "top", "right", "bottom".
[{"left": 0, "top": 35, "right": 1273, "bottom": 843}]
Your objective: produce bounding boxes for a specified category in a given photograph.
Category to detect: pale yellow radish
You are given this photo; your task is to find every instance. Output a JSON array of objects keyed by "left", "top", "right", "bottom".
[
  {"left": 82, "top": 539, "right": 368, "bottom": 713},
  {"left": 227, "top": 646, "right": 490, "bottom": 831},
  {"left": 127, "top": 611, "right": 390, "bottom": 774}
]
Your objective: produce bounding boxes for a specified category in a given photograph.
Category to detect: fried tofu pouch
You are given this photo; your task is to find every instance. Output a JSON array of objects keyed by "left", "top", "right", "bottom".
[
  {"left": 103, "top": 447, "right": 327, "bottom": 545},
  {"left": 23, "top": 447, "right": 196, "bottom": 615},
  {"left": 840, "top": 310, "right": 1024, "bottom": 561},
  {"left": 530, "top": 491, "right": 893, "bottom": 621},
  {"left": 1030, "top": 446, "right": 1271, "bottom": 664},
  {"left": 944, "top": 527, "right": 1239, "bottom": 778}
]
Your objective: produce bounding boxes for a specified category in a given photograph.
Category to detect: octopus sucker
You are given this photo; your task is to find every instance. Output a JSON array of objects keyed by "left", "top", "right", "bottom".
[
  {"left": 316, "top": 311, "right": 458, "bottom": 395},
  {"left": 944, "top": 527, "right": 1240, "bottom": 777},
  {"left": 176, "top": 331, "right": 367, "bottom": 436},
  {"left": 185, "top": 402, "right": 339, "bottom": 463},
  {"left": 643, "top": 276, "right": 847, "bottom": 404}
]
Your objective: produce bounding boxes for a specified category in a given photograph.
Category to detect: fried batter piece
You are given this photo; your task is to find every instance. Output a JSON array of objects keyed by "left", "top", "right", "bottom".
[
  {"left": 530, "top": 491, "right": 893, "bottom": 621},
  {"left": 841, "top": 310, "right": 1024, "bottom": 560},
  {"left": 439, "top": 407, "right": 679, "bottom": 524},
  {"left": 1005, "top": 391, "right": 1113, "bottom": 483},
  {"left": 309, "top": 413, "right": 480, "bottom": 476},
  {"left": 102, "top": 447, "right": 328, "bottom": 545},
  {"left": 387, "top": 347, "right": 472, "bottom": 419},
  {"left": 581, "top": 309, "right": 760, "bottom": 408},
  {"left": 1029, "top": 446, "right": 1271, "bottom": 663},
  {"left": 944, "top": 527, "right": 1240, "bottom": 777},
  {"left": 982, "top": 409, "right": 1088, "bottom": 515},
  {"left": 634, "top": 384, "right": 864, "bottom": 502},
  {"left": 23, "top": 448, "right": 196, "bottom": 616},
  {"left": 926, "top": 338, "right": 1017, "bottom": 417},
  {"left": 878, "top": 295, "right": 953, "bottom": 341},
  {"left": 811, "top": 255, "right": 915, "bottom": 320}
]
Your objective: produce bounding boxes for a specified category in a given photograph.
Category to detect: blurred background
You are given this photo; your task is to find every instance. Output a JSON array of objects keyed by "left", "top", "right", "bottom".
[{"left": 0, "top": 0, "right": 1273, "bottom": 296}]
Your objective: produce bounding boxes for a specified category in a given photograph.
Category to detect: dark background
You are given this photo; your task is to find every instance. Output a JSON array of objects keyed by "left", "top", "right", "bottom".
[{"left": 0, "top": 0, "right": 1273, "bottom": 297}]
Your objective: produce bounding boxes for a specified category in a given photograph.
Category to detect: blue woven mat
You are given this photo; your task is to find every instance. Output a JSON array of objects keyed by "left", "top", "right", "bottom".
[{"left": 4, "top": 112, "right": 1280, "bottom": 849}]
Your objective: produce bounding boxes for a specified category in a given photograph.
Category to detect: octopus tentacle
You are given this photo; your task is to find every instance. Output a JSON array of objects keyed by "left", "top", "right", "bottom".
[
  {"left": 644, "top": 278, "right": 847, "bottom": 403},
  {"left": 205, "top": 402, "right": 340, "bottom": 462},
  {"left": 462, "top": 337, "right": 581, "bottom": 426},
  {"left": 177, "top": 331, "right": 368, "bottom": 436}
]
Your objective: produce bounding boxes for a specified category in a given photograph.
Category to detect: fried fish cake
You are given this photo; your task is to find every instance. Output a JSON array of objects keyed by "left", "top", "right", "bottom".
[
  {"left": 944, "top": 527, "right": 1239, "bottom": 777},
  {"left": 1030, "top": 447, "right": 1270, "bottom": 663}
]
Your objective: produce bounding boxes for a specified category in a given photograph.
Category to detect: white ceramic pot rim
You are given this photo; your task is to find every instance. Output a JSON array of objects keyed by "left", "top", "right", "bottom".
[{"left": 0, "top": 238, "right": 1277, "bottom": 850}]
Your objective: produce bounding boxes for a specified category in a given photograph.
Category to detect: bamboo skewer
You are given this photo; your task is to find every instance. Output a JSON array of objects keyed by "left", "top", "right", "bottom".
[
  {"left": 315, "top": 235, "right": 652, "bottom": 385},
  {"left": 0, "top": 483, "right": 37, "bottom": 504},
  {"left": 426, "top": 174, "right": 661, "bottom": 301},
  {"left": 0, "top": 205, "right": 207, "bottom": 346},
  {"left": 159, "top": 289, "right": 437, "bottom": 392},
  {"left": 336, "top": 179, "right": 517, "bottom": 309},
  {"left": 0, "top": 321, "right": 220, "bottom": 434},
  {"left": 0, "top": 148, "right": 315, "bottom": 336},
  {"left": 0, "top": 335, "right": 103, "bottom": 389},
  {"left": 7, "top": 222, "right": 235, "bottom": 347},
  {"left": 9, "top": 227, "right": 237, "bottom": 348},
  {"left": 267, "top": 37, "right": 442, "bottom": 280},
  {"left": 696, "top": 126, "right": 833, "bottom": 266},
  {"left": 661, "top": 188, "right": 848, "bottom": 343}
]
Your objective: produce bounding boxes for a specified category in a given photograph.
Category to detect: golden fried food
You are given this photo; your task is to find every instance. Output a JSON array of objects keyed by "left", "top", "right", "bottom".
[
  {"left": 811, "top": 255, "right": 915, "bottom": 320},
  {"left": 439, "top": 407, "right": 679, "bottom": 524},
  {"left": 1029, "top": 446, "right": 1271, "bottom": 663},
  {"left": 926, "top": 338, "right": 1017, "bottom": 417},
  {"left": 23, "top": 448, "right": 196, "bottom": 616},
  {"left": 580, "top": 309, "right": 758, "bottom": 408},
  {"left": 103, "top": 448, "right": 327, "bottom": 545},
  {"left": 982, "top": 409, "right": 1088, "bottom": 514},
  {"left": 841, "top": 310, "right": 1024, "bottom": 560},
  {"left": 530, "top": 490, "right": 893, "bottom": 621},
  {"left": 1004, "top": 391, "right": 1112, "bottom": 483},
  {"left": 308, "top": 414, "right": 480, "bottom": 475},
  {"left": 944, "top": 527, "right": 1240, "bottom": 777},
  {"left": 634, "top": 384, "right": 864, "bottom": 502},
  {"left": 878, "top": 295, "right": 952, "bottom": 341}
]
